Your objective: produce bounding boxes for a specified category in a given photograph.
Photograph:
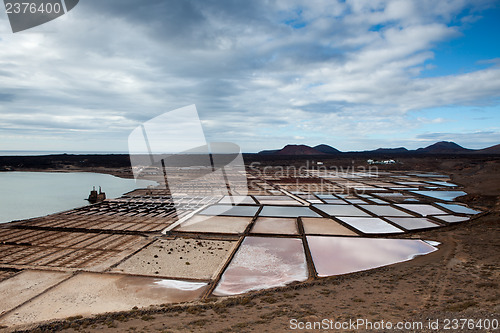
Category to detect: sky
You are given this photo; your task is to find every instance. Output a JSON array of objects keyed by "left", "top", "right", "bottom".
[{"left": 0, "top": 0, "right": 499, "bottom": 153}]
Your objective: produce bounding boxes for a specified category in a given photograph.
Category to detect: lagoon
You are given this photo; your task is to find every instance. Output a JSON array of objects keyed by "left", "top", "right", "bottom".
[{"left": 0, "top": 172, "right": 156, "bottom": 223}]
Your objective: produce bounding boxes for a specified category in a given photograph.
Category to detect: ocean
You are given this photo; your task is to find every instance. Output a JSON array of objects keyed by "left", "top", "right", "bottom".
[
  {"left": 0, "top": 151, "right": 128, "bottom": 156},
  {"left": 0, "top": 171, "right": 156, "bottom": 223}
]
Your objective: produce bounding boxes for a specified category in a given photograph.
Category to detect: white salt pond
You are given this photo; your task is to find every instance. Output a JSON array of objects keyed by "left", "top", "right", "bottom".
[
  {"left": 313, "top": 204, "right": 370, "bottom": 217},
  {"left": 336, "top": 217, "right": 404, "bottom": 234},
  {"left": 259, "top": 206, "right": 321, "bottom": 218},
  {"left": 385, "top": 217, "right": 440, "bottom": 230},
  {"left": 358, "top": 205, "right": 413, "bottom": 217},
  {"left": 396, "top": 204, "right": 448, "bottom": 216}
]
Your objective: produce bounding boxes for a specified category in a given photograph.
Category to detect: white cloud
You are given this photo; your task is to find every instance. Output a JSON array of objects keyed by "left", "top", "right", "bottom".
[{"left": 0, "top": 0, "right": 499, "bottom": 152}]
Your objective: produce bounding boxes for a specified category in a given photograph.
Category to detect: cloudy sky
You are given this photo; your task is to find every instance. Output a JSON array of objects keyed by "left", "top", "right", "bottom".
[{"left": 1, "top": 0, "right": 499, "bottom": 153}]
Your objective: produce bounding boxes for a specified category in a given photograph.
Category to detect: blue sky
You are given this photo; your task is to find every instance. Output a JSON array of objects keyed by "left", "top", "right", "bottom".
[
  {"left": 420, "top": 5, "right": 500, "bottom": 78},
  {"left": 0, "top": 0, "right": 499, "bottom": 153}
]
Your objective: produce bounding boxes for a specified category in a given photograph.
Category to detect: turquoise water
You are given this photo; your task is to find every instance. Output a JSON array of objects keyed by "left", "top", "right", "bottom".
[{"left": 0, "top": 172, "right": 156, "bottom": 223}]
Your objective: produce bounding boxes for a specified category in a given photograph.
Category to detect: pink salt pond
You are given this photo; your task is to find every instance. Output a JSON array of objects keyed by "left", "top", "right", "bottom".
[
  {"left": 307, "top": 236, "right": 437, "bottom": 277},
  {"left": 213, "top": 237, "right": 308, "bottom": 296}
]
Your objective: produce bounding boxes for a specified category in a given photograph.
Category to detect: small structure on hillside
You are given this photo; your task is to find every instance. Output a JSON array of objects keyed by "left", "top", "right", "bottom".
[
  {"left": 367, "top": 159, "right": 396, "bottom": 165},
  {"left": 87, "top": 186, "right": 106, "bottom": 203}
]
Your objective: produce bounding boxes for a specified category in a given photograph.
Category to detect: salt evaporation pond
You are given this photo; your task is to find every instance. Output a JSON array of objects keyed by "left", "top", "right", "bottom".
[
  {"left": 435, "top": 203, "right": 481, "bottom": 215},
  {"left": 337, "top": 217, "right": 404, "bottom": 234},
  {"left": 259, "top": 206, "right": 320, "bottom": 218},
  {"left": 313, "top": 204, "right": 370, "bottom": 217},
  {"left": 307, "top": 237, "right": 437, "bottom": 277},
  {"left": 250, "top": 217, "right": 299, "bottom": 235},
  {"left": 385, "top": 217, "right": 440, "bottom": 230},
  {"left": 411, "top": 190, "right": 467, "bottom": 201},
  {"left": 396, "top": 204, "right": 448, "bottom": 216},
  {"left": 213, "top": 237, "right": 308, "bottom": 296}
]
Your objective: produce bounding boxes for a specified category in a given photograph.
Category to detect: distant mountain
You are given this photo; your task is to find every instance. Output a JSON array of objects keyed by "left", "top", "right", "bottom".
[
  {"left": 474, "top": 144, "right": 500, "bottom": 154},
  {"left": 313, "top": 144, "right": 341, "bottom": 154},
  {"left": 258, "top": 144, "right": 338, "bottom": 155},
  {"left": 256, "top": 141, "right": 500, "bottom": 155},
  {"left": 370, "top": 147, "right": 409, "bottom": 154},
  {"left": 415, "top": 141, "right": 472, "bottom": 154},
  {"left": 276, "top": 144, "right": 327, "bottom": 155}
]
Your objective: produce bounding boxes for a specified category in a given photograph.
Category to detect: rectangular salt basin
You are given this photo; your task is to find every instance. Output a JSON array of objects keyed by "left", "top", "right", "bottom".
[
  {"left": 375, "top": 193, "right": 414, "bottom": 202},
  {"left": 376, "top": 192, "right": 406, "bottom": 197},
  {"left": 367, "top": 198, "right": 390, "bottom": 205},
  {"left": 337, "top": 217, "right": 404, "bottom": 234},
  {"left": 395, "top": 182, "right": 427, "bottom": 186},
  {"left": 435, "top": 203, "right": 481, "bottom": 215},
  {"left": 313, "top": 204, "right": 370, "bottom": 217},
  {"left": 385, "top": 217, "right": 440, "bottom": 230},
  {"left": 344, "top": 199, "right": 368, "bottom": 204},
  {"left": 389, "top": 187, "right": 420, "bottom": 191},
  {"left": 410, "top": 190, "right": 466, "bottom": 201},
  {"left": 175, "top": 215, "right": 252, "bottom": 234},
  {"left": 426, "top": 181, "right": 458, "bottom": 187},
  {"left": 0, "top": 273, "right": 208, "bottom": 327},
  {"left": 213, "top": 237, "right": 308, "bottom": 296},
  {"left": 358, "top": 205, "right": 413, "bottom": 217},
  {"left": 113, "top": 238, "right": 237, "bottom": 279},
  {"left": 307, "top": 199, "right": 324, "bottom": 204},
  {"left": 259, "top": 206, "right": 321, "bottom": 218},
  {"left": 433, "top": 215, "right": 470, "bottom": 223},
  {"left": 346, "top": 185, "right": 378, "bottom": 191},
  {"left": 258, "top": 200, "right": 303, "bottom": 206},
  {"left": 254, "top": 195, "right": 293, "bottom": 201},
  {"left": 323, "top": 199, "right": 349, "bottom": 205},
  {"left": 301, "top": 218, "right": 358, "bottom": 236},
  {"left": 297, "top": 194, "right": 318, "bottom": 200},
  {"left": 199, "top": 204, "right": 260, "bottom": 217},
  {"left": 396, "top": 204, "right": 448, "bottom": 216},
  {"left": 314, "top": 194, "right": 336, "bottom": 199},
  {"left": 254, "top": 195, "right": 302, "bottom": 206},
  {"left": 250, "top": 217, "right": 298, "bottom": 235},
  {"left": 218, "top": 196, "right": 256, "bottom": 205},
  {"left": 0, "top": 270, "right": 72, "bottom": 316},
  {"left": 307, "top": 236, "right": 437, "bottom": 277}
]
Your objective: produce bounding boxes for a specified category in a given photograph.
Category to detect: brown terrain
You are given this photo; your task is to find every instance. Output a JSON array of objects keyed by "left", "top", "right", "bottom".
[{"left": 0, "top": 154, "right": 499, "bottom": 332}]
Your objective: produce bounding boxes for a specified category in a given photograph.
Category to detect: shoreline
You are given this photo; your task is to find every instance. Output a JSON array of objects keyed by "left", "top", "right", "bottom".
[
  {"left": 0, "top": 170, "right": 153, "bottom": 226},
  {"left": 0, "top": 167, "right": 135, "bottom": 180}
]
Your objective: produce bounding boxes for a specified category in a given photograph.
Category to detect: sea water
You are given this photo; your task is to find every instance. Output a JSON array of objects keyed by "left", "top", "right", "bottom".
[{"left": 0, "top": 172, "right": 156, "bottom": 223}]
